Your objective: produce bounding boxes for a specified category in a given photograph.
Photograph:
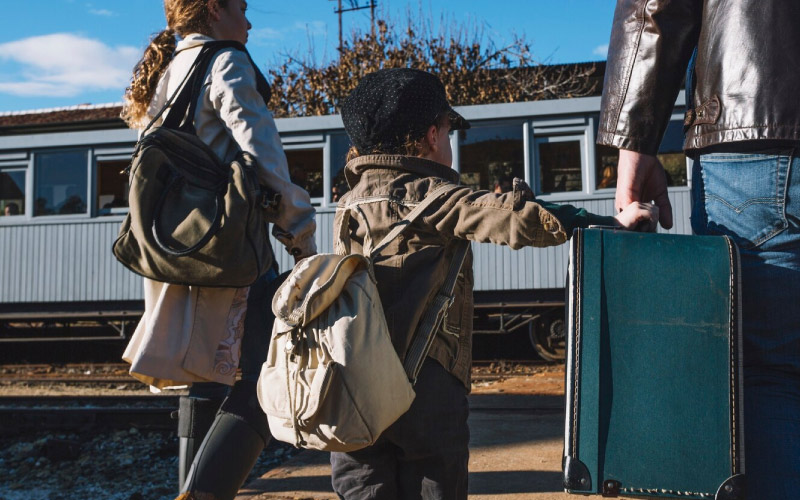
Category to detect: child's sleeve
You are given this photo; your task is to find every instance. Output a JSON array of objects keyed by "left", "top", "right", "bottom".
[{"left": 424, "top": 178, "right": 616, "bottom": 249}]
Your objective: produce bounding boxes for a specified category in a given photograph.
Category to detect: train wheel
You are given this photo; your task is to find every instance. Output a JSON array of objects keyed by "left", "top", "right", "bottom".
[{"left": 528, "top": 313, "right": 566, "bottom": 362}]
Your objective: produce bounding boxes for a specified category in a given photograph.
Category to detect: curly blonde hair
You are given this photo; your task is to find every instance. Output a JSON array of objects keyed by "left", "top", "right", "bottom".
[{"left": 121, "top": 0, "right": 227, "bottom": 127}]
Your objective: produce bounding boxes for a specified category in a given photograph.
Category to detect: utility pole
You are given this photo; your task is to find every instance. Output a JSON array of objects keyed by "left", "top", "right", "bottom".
[{"left": 329, "top": 0, "right": 379, "bottom": 55}]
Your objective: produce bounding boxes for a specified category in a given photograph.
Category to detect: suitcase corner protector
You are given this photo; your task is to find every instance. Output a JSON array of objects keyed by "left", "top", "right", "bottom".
[
  {"left": 562, "top": 454, "right": 592, "bottom": 491},
  {"left": 715, "top": 474, "right": 745, "bottom": 500}
]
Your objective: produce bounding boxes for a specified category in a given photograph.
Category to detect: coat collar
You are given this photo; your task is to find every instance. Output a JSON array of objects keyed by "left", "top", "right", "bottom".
[{"left": 344, "top": 155, "right": 460, "bottom": 188}]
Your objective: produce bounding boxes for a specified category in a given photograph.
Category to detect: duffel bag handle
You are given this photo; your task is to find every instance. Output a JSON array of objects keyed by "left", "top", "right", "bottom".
[{"left": 151, "top": 173, "right": 225, "bottom": 257}]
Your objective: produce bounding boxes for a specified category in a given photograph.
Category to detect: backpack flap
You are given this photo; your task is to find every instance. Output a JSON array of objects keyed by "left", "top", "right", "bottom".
[
  {"left": 271, "top": 253, "right": 372, "bottom": 330},
  {"left": 258, "top": 252, "right": 415, "bottom": 452}
]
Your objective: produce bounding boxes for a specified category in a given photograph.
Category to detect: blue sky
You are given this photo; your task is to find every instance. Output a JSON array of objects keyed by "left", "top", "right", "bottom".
[{"left": 0, "top": 1, "right": 616, "bottom": 112}]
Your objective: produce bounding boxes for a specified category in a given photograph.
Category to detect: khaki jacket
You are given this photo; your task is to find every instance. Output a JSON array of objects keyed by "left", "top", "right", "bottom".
[
  {"left": 334, "top": 155, "right": 614, "bottom": 387},
  {"left": 123, "top": 35, "right": 316, "bottom": 389}
]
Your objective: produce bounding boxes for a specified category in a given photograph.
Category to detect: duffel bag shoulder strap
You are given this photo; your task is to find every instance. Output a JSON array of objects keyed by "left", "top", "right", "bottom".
[{"left": 161, "top": 40, "right": 248, "bottom": 133}]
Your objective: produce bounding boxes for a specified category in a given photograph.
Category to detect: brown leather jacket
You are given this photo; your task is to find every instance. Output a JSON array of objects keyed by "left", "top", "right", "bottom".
[
  {"left": 598, "top": 0, "right": 800, "bottom": 153},
  {"left": 334, "top": 155, "right": 615, "bottom": 387}
]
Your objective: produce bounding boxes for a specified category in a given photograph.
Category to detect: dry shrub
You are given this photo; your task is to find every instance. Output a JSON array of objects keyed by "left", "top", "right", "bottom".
[{"left": 267, "top": 11, "right": 596, "bottom": 118}]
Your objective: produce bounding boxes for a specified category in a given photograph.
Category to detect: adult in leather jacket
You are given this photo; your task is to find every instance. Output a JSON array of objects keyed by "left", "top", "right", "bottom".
[
  {"left": 598, "top": 0, "right": 800, "bottom": 224},
  {"left": 598, "top": 2, "right": 800, "bottom": 498}
]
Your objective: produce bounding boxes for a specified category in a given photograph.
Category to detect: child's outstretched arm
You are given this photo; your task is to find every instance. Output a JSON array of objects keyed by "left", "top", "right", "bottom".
[{"left": 424, "top": 178, "right": 658, "bottom": 249}]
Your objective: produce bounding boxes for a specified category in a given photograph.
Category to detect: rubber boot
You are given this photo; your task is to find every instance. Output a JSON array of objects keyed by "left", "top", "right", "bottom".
[
  {"left": 176, "top": 395, "right": 225, "bottom": 489},
  {"left": 177, "top": 380, "right": 271, "bottom": 500}
]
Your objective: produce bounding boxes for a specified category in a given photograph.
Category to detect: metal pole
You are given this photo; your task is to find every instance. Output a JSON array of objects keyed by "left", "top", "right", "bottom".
[
  {"left": 370, "top": 0, "right": 376, "bottom": 39},
  {"left": 338, "top": 0, "right": 343, "bottom": 55}
]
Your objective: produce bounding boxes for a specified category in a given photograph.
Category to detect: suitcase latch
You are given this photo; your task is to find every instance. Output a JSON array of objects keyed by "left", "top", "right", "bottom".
[{"left": 602, "top": 479, "right": 621, "bottom": 497}]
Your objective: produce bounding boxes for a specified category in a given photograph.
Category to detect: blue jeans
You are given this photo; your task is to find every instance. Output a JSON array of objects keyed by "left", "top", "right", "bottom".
[{"left": 692, "top": 149, "right": 800, "bottom": 499}]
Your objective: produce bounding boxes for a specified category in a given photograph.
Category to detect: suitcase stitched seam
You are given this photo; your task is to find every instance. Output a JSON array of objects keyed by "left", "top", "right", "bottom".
[
  {"left": 727, "top": 237, "right": 737, "bottom": 470},
  {"left": 571, "top": 229, "right": 582, "bottom": 457}
]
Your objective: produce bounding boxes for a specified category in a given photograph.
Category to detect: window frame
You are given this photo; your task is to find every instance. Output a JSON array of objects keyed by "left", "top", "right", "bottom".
[
  {"left": 454, "top": 119, "right": 528, "bottom": 192},
  {"left": 282, "top": 140, "right": 328, "bottom": 208},
  {"left": 94, "top": 150, "right": 134, "bottom": 217},
  {"left": 0, "top": 161, "right": 30, "bottom": 222},
  {"left": 590, "top": 112, "right": 691, "bottom": 195},
  {"left": 31, "top": 147, "right": 92, "bottom": 220},
  {"left": 531, "top": 132, "right": 590, "bottom": 201}
]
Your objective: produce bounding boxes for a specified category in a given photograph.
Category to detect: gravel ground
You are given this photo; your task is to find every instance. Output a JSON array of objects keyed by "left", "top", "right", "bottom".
[
  {"left": 0, "top": 427, "right": 299, "bottom": 500},
  {"left": 0, "top": 361, "right": 563, "bottom": 500}
]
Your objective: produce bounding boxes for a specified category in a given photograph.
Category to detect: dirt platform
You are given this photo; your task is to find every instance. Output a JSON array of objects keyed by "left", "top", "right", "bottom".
[{"left": 236, "top": 367, "right": 587, "bottom": 500}]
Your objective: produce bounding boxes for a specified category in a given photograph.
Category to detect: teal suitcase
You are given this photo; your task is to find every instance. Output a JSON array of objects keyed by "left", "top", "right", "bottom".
[{"left": 563, "top": 229, "right": 745, "bottom": 499}]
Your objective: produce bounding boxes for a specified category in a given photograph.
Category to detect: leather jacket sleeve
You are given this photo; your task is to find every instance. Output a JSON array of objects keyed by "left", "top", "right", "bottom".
[{"left": 597, "top": 0, "right": 703, "bottom": 155}]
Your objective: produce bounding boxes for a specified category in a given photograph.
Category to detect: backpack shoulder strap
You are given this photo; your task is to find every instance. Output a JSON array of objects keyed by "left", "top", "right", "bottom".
[
  {"left": 403, "top": 239, "right": 469, "bottom": 383},
  {"left": 333, "top": 181, "right": 470, "bottom": 383},
  {"left": 368, "top": 182, "right": 462, "bottom": 259},
  {"left": 334, "top": 181, "right": 462, "bottom": 258}
]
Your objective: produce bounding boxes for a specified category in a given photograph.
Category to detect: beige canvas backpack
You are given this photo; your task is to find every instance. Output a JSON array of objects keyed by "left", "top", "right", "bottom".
[{"left": 257, "top": 183, "right": 470, "bottom": 452}]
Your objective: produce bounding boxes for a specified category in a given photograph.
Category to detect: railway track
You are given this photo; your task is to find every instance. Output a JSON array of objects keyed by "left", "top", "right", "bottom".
[
  {"left": 1, "top": 360, "right": 558, "bottom": 384},
  {"left": 0, "top": 360, "right": 562, "bottom": 433},
  {"left": 470, "top": 359, "right": 555, "bottom": 382},
  {"left": 0, "top": 362, "right": 136, "bottom": 384},
  {"left": 0, "top": 395, "right": 178, "bottom": 433}
]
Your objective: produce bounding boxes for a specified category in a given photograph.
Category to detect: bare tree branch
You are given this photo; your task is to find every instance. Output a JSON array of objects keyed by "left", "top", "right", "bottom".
[{"left": 267, "top": 14, "right": 597, "bottom": 118}]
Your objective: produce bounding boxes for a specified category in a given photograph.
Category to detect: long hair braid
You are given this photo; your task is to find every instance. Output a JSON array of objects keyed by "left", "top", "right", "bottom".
[
  {"left": 121, "top": 29, "right": 177, "bottom": 127},
  {"left": 121, "top": 0, "right": 223, "bottom": 128}
]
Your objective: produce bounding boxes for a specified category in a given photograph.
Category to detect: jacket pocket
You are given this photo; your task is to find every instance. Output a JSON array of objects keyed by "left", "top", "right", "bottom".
[
  {"left": 697, "top": 152, "right": 790, "bottom": 249},
  {"left": 443, "top": 272, "right": 467, "bottom": 337}
]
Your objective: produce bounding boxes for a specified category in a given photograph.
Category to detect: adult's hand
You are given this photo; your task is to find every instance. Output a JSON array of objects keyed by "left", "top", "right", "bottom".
[
  {"left": 615, "top": 149, "right": 673, "bottom": 229},
  {"left": 614, "top": 202, "right": 659, "bottom": 233}
]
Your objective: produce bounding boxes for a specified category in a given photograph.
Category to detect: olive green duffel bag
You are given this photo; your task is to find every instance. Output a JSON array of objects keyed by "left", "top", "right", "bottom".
[{"left": 113, "top": 41, "right": 275, "bottom": 287}]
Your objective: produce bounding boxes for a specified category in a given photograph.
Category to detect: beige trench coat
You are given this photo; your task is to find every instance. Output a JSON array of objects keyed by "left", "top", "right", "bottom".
[{"left": 123, "top": 35, "right": 316, "bottom": 389}]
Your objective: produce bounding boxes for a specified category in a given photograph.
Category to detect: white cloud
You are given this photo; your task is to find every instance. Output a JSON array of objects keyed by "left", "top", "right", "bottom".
[
  {"left": 250, "top": 21, "right": 328, "bottom": 45},
  {"left": 294, "top": 21, "right": 327, "bottom": 36},
  {"left": 593, "top": 44, "right": 609, "bottom": 57},
  {"left": 89, "top": 8, "right": 115, "bottom": 16},
  {"left": 0, "top": 33, "right": 140, "bottom": 97},
  {"left": 251, "top": 27, "right": 283, "bottom": 41}
]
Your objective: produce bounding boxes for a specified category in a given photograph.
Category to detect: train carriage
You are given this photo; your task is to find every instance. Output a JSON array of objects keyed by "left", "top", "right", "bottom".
[{"left": 0, "top": 93, "right": 691, "bottom": 359}]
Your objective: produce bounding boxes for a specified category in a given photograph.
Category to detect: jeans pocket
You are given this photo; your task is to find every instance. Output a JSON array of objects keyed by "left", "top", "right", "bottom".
[{"left": 698, "top": 152, "right": 790, "bottom": 249}]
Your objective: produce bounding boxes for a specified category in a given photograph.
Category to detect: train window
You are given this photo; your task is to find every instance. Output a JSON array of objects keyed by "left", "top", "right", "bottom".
[
  {"left": 459, "top": 124, "right": 524, "bottom": 192},
  {"left": 658, "top": 120, "right": 688, "bottom": 186},
  {"left": 330, "top": 134, "right": 353, "bottom": 203},
  {"left": 34, "top": 150, "right": 88, "bottom": 216},
  {"left": 97, "top": 159, "right": 130, "bottom": 215},
  {"left": 594, "top": 119, "right": 688, "bottom": 189},
  {"left": 0, "top": 169, "right": 26, "bottom": 217},
  {"left": 595, "top": 144, "right": 618, "bottom": 190},
  {"left": 286, "top": 148, "right": 324, "bottom": 200},
  {"left": 536, "top": 137, "right": 583, "bottom": 193}
]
